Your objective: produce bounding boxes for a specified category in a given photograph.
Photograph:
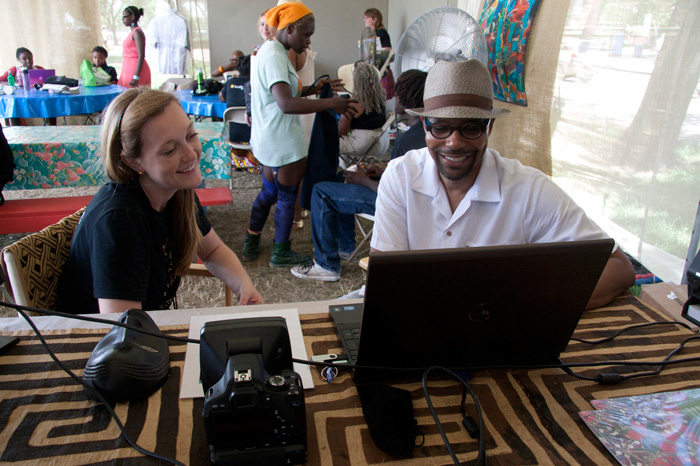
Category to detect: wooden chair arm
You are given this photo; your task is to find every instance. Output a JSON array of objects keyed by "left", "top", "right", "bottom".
[{"left": 187, "top": 263, "right": 233, "bottom": 306}]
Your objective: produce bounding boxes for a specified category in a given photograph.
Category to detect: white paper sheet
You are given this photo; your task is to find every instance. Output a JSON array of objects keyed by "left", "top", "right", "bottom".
[{"left": 179, "top": 308, "right": 313, "bottom": 399}]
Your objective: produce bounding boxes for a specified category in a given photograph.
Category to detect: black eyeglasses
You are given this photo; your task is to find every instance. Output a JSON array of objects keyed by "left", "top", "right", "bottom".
[{"left": 424, "top": 119, "right": 489, "bottom": 140}]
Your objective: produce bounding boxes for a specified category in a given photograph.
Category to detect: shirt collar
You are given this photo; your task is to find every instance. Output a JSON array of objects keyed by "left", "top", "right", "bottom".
[{"left": 411, "top": 148, "right": 502, "bottom": 204}]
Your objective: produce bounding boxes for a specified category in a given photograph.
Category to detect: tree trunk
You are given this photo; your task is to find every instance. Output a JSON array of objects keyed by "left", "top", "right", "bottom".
[{"left": 621, "top": 0, "right": 700, "bottom": 170}]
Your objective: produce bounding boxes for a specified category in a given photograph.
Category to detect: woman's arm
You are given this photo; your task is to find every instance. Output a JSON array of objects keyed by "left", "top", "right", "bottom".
[
  {"left": 130, "top": 28, "right": 147, "bottom": 87},
  {"left": 338, "top": 102, "right": 362, "bottom": 136},
  {"left": 270, "top": 81, "right": 357, "bottom": 118},
  {"left": 197, "top": 229, "right": 264, "bottom": 305}
]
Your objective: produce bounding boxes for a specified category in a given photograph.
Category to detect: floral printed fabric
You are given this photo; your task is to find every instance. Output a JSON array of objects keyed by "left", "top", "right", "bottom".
[
  {"left": 5, "top": 123, "right": 230, "bottom": 190},
  {"left": 479, "top": 0, "right": 541, "bottom": 106}
]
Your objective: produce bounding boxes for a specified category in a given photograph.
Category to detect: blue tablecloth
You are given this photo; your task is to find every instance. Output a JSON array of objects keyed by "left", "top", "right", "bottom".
[
  {"left": 175, "top": 90, "right": 226, "bottom": 118},
  {"left": 0, "top": 85, "right": 126, "bottom": 119}
]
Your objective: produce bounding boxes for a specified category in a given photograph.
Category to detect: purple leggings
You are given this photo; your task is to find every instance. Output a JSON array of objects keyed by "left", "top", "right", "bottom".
[{"left": 249, "top": 173, "right": 298, "bottom": 243}]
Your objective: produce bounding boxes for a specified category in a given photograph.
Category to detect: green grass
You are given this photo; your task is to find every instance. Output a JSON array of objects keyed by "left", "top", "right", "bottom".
[{"left": 605, "top": 141, "right": 700, "bottom": 258}]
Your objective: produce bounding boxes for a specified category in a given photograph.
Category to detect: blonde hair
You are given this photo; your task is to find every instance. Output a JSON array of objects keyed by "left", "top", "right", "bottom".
[
  {"left": 101, "top": 88, "right": 202, "bottom": 276},
  {"left": 352, "top": 61, "right": 385, "bottom": 115}
]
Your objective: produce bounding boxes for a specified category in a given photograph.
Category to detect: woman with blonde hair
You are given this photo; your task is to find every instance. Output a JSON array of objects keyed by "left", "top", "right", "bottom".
[
  {"left": 338, "top": 60, "right": 388, "bottom": 162},
  {"left": 57, "top": 88, "right": 263, "bottom": 314}
]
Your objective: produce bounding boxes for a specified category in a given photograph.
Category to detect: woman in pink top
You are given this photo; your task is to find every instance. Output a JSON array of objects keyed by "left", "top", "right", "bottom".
[{"left": 118, "top": 6, "right": 151, "bottom": 88}]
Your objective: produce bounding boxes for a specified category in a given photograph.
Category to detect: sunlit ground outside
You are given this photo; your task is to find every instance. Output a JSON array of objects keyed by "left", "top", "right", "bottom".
[{"left": 551, "top": 38, "right": 699, "bottom": 283}]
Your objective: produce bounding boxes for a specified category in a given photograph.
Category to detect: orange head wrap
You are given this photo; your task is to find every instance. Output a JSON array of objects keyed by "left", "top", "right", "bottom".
[{"left": 265, "top": 3, "right": 313, "bottom": 31}]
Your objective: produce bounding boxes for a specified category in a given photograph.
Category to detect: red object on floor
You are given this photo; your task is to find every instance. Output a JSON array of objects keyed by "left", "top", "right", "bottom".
[{"left": 0, "top": 187, "right": 232, "bottom": 235}]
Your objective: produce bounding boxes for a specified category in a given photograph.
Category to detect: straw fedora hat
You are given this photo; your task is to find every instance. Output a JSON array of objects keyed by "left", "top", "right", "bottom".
[{"left": 406, "top": 59, "right": 510, "bottom": 119}]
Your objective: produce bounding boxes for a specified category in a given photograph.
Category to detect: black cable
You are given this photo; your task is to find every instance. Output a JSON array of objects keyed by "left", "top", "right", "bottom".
[
  {"left": 0, "top": 300, "right": 199, "bottom": 344},
  {"left": 12, "top": 307, "right": 185, "bottom": 466},
  {"left": 571, "top": 321, "right": 693, "bottom": 344},
  {"left": 422, "top": 366, "right": 486, "bottom": 466},
  {"left": 6, "top": 298, "right": 700, "bottom": 466}
]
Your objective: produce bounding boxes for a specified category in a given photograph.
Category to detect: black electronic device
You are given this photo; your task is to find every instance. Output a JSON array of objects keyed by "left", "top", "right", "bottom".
[
  {"left": 82, "top": 309, "right": 170, "bottom": 402},
  {"left": 200, "top": 317, "right": 307, "bottom": 466},
  {"left": 0, "top": 335, "right": 19, "bottom": 355},
  {"left": 681, "top": 250, "right": 700, "bottom": 327},
  {"left": 330, "top": 239, "right": 615, "bottom": 382}
]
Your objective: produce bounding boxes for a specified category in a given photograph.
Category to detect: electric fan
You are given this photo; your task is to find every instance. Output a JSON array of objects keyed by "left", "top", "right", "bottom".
[{"left": 394, "top": 7, "right": 488, "bottom": 75}]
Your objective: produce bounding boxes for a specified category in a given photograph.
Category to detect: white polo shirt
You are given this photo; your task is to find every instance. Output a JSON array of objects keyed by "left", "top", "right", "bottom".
[{"left": 371, "top": 147, "right": 609, "bottom": 251}]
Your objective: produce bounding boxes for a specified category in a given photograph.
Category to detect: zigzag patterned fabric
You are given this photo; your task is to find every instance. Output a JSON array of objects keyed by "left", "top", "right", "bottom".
[
  {"left": 2, "top": 208, "right": 84, "bottom": 310},
  {"left": 1, "top": 296, "right": 699, "bottom": 464}
]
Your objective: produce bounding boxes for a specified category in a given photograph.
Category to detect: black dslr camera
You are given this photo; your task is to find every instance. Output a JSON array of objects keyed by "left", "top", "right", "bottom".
[{"left": 200, "top": 317, "right": 307, "bottom": 465}]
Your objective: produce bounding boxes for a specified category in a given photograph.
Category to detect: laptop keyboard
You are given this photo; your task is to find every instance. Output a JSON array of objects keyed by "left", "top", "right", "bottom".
[
  {"left": 342, "top": 327, "right": 361, "bottom": 361},
  {"left": 329, "top": 303, "right": 364, "bottom": 364}
]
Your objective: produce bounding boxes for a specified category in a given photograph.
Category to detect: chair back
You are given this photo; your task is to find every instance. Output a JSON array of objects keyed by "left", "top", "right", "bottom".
[
  {"left": 223, "top": 106, "right": 251, "bottom": 150},
  {"left": 1, "top": 208, "right": 85, "bottom": 310}
]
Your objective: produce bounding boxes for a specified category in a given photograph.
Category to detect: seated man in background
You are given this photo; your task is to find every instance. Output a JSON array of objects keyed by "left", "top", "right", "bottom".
[
  {"left": 370, "top": 59, "right": 635, "bottom": 309},
  {"left": 291, "top": 69, "right": 428, "bottom": 282},
  {"left": 212, "top": 49, "right": 244, "bottom": 78}
]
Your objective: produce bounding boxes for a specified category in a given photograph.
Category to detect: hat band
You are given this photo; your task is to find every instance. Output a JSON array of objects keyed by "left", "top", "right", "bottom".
[{"left": 424, "top": 93, "right": 492, "bottom": 112}]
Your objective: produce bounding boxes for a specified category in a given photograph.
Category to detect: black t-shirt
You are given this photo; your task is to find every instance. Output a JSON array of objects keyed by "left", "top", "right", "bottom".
[
  {"left": 222, "top": 77, "right": 251, "bottom": 142},
  {"left": 376, "top": 28, "right": 391, "bottom": 48},
  {"left": 0, "top": 124, "right": 15, "bottom": 186},
  {"left": 56, "top": 182, "right": 211, "bottom": 314},
  {"left": 350, "top": 106, "right": 385, "bottom": 130},
  {"left": 221, "top": 76, "right": 248, "bottom": 108},
  {"left": 391, "top": 122, "right": 426, "bottom": 160}
]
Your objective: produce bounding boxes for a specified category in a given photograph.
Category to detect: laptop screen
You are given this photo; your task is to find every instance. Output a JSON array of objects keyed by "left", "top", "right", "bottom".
[
  {"left": 341, "top": 239, "right": 614, "bottom": 379},
  {"left": 28, "top": 69, "right": 56, "bottom": 85}
]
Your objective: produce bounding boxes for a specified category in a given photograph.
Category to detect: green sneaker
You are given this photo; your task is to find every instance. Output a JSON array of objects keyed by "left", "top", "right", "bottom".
[
  {"left": 242, "top": 232, "right": 261, "bottom": 262},
  {"left": 269, "top": 240, "right": 310, "bottom": 268}
]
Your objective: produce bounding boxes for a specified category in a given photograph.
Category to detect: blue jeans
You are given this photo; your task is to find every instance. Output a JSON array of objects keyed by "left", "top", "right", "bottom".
[{"left": 310, "top": 181, "right": 377, "bottom": 272}]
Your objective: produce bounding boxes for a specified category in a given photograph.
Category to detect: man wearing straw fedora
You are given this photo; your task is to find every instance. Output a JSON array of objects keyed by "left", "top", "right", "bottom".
[{"left": 370, "top": 59, "right": 634, "bottom": 309}]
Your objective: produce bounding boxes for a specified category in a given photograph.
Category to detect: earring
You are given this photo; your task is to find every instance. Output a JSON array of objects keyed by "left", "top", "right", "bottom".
[{"left": 138, "top": 171, "right": 144, "bottom": 175}]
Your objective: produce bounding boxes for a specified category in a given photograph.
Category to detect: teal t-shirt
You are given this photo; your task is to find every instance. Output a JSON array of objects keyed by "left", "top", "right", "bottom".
[{"left": 250, "top": 40, "right": 306, "bottom": 167}]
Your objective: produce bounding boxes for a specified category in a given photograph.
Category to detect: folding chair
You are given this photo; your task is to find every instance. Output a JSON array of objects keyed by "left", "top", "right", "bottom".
[
  {"left": 222, "top": 106, "right": 260, "bottom": 181},
  {"left": 345, "top": 212, "right": 375, "bottom": 265},
  {"left": 339, "top": 112, "right": 395, "bottom": 170}
]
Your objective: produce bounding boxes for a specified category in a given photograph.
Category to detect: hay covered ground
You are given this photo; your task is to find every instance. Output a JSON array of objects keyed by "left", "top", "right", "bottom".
[{"left": 0, "top": 172, "right": 368, "bottom": 318}]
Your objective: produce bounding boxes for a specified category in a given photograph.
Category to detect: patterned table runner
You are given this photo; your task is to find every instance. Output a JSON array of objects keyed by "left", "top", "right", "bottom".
[{"left": 1, "top": 294, "right": 699, "bottom": 465}]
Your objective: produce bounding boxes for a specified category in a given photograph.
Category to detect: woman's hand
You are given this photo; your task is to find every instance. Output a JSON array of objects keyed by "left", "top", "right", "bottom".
[
  {"left": 237, "top": 281, "right": 265, "bottom": 305},
  {"left": 306, "top": 78, "right": 345, "bottom": 96},
  {"left": 330, "top": 96, "right": 359, "bottom": 120},
  {"left": 129, "top": 78, "right": 140, "bottom": 88}
]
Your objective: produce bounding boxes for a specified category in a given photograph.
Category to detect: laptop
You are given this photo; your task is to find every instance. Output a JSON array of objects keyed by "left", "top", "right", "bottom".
[
  {"left": 329, "top": 239, "right": 614, "bottom": 382},
  {"left": 28, "top": 69, "right": 56, "bottom": 86}
]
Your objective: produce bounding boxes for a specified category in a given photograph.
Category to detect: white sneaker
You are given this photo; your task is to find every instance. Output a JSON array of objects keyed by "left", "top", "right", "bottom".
[
  {"left": 291, "top": 260, "right": 341, "bottom": 282},
  {"left": 339, "top": 250, "right": 352, "bottom": 261}
]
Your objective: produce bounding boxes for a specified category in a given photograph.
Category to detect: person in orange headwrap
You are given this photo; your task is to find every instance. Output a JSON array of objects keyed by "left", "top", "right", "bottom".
[{"left": 243, "top": 2, "right": 358, "bottom": 268}]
